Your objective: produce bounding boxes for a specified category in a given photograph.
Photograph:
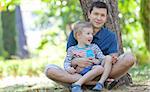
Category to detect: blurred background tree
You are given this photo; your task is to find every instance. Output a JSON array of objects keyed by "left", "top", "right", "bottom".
[
  {"left": 0, "top": 0, "right": 29, "bottom": 59},
  {"left": 119, "top": 0, "right": 150, "bottom": 64},
  {"left": 0, "top": 13, "right": 6, "bottom": 58},
  {"left": 1, "top": 10, "right": 17, "bottom": 59},
  {"left": 140, "top": 0, "right": 150, "bottom": 52}
]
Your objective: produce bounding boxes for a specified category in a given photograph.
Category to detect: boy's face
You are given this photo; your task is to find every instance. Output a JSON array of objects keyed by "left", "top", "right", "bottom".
[
  {"left": 78, "top": 27, "right": 93, "bottom": 45},
  {"left": 88, "top": 7, "right": 107, "bottom": 29}
]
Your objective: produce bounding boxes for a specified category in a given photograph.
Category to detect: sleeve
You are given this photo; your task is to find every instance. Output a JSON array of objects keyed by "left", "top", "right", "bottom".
[
  {"left": 66, "top": 31, "right": 77, "bottom": 51},
  {"left": 64, "top": 47, "right": 74, "bottom": 71},
  {"left": 107, "top": 33, "right": 118, "bottom": 54},
  {"left": 94, "top": 44, "right": 105, "bottom": 63}
]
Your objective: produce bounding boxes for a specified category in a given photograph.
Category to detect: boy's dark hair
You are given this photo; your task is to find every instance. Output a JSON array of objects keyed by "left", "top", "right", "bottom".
[{"left": 89, "top": 1, "right": 108, "bottom": 14}]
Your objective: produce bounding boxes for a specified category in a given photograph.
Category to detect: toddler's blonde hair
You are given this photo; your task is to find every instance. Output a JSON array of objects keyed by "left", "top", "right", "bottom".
[{"left": 73, "top": 21, "right": 93, "bottom": 40}]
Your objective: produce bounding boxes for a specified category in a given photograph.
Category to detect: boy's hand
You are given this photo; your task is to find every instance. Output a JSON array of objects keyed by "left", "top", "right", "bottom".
[
  {"left": 88, "top": 58, "right": 101, "bottom": 64},
  {"left": 88, "top": 58, "right": 95, "bottom": 64},
  {"left": 67, "top": 67, "right": 76, "bottom": 74},
  {"left": 72, "top": 58, "right": 92, "bottom": 68}
]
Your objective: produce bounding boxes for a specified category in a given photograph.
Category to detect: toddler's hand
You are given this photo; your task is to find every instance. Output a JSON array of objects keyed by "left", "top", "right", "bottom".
[
  {"left": 88, "top": 58, "right": 95, "bottom": 64},
  {"left": 67, "top": 67, "right": 76, "bottom": 74}
]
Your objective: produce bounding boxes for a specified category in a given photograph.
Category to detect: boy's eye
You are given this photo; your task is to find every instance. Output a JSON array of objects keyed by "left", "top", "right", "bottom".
[{"left": 101, "top": 14, "right": 106, "bottom": 17}]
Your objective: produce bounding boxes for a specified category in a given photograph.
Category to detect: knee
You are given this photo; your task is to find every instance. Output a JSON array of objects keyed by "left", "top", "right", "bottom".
[
  {"left": 45, "top": 68, "right": 55, "bottom": 78},
  {"left": 44, "top": 64, "right": 59, "bottom": 78},
  {"left": 95, "top": 65, "right": 104, "bottom": 74},
  {"left": 123, "top": 52, "right": 136, "bottom": 67}
]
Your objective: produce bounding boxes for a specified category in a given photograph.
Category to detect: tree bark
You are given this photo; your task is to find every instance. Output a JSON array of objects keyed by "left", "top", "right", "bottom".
[{"left": 79, "top": 0, "right": 132, "bottom": 87}]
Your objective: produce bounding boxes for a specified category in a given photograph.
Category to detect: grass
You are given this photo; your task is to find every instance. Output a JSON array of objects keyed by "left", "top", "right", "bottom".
[
  {"left": 0, "top": 56, "right": 150, "bottom": 81},
  {"left": 0, "top": 59, "right": 150, "bottom": 92},
  {"left": 129, "top": 64, "right": 150, "bottom": 82}
]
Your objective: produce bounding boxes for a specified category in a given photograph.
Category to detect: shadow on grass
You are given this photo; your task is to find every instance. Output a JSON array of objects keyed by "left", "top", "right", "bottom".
[
  {"left": 0, "top": 84, "right": 70, "bottom": 92},
  {"left": 0, "top": 82, "right": 150, "bottom": 92}
]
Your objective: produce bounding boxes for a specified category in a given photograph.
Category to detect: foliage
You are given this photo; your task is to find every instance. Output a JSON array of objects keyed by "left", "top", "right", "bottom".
[
  {"left": 0, "top": 58, "right": 59, "bottom": 77},
  {"left": 0, "top": 0, "right": 20, "bottom": 11},
  {"left": 0, "top": 43, "right": 65, "bottom": 77},
  {"left": 118, "top": 0, "right": 150, "bottom": 64},
  {"left": 36, "top": 24, "right": 66, "bottom": 50},
  {"left": 33, "top": 0, "right": 83, "bottom": 40},
  {"left": 32, "top": 0, "right": 83, "bottom": 60}
]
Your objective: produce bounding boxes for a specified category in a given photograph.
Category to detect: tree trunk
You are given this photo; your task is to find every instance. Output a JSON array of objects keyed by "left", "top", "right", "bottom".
[
  {"left": 15, "top": 5, "right": 29, "bottom": 58},
  {"left": 1, "top": 10, "right": 17, "bottom": 59},
  {"left": 79, "top": 0, "right": 132, "bottom": 87},
  {"left": 140, "top": 0, "right": 150, "bottom": 52},
  {"left": 0, "top": 13, "right": 6, "bottom": 57}
]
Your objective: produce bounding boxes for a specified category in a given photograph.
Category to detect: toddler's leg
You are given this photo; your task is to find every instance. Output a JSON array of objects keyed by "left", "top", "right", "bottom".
[
  {"left": 74, "top": 65, "right": 104, "bottom": 86},
  {"left": 98, "top": 55, "right": 112, "bottom": 84},
  {"left": 93, "top": 55, "right": 112, "bottom": 91},
  {"left": 71, "top": 65, "right": 103, "bottom": 92}
]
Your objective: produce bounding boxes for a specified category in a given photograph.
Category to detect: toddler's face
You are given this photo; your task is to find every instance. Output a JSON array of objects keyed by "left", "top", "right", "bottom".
[{"left": 79, "top": 27, "right": 93, "bottom": 45}]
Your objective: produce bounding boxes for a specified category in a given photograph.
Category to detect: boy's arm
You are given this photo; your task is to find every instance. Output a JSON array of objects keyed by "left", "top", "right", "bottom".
[
  {"left": 94, "top": 44, "right": 105, "bottom": 64},
  {"left": 71, "top": 57, "right": 93, "bottom": 68},
  {"left": 88, "top": 58, "right": 101, "bottom": 64},
  {"left": 64, "top": 47, "right": 74, "bottom": 72}
]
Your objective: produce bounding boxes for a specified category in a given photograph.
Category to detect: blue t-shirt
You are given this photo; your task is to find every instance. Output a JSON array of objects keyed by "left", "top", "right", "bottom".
[{"left": 67, "top": 27, "right": 118, "bottom": 55}]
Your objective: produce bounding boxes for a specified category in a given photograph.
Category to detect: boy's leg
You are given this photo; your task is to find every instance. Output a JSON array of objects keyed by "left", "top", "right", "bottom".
[
  {"left": 74, "top": 65, "right": 104, "bottom": 86},
  {"left": 92, "top": 55, "right": 112, "bottom": 91},
  {"left": 97, "top": 55, "right": 112, "bottom": 84},
  {"left": 109, "top": 52, "right": 136, "bottom": 79},
  {"left": 45, "top": 64, "right": 82, "bottom": 84}
]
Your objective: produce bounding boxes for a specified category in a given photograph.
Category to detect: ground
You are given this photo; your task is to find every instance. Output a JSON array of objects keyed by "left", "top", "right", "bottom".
[{"left": 0, "top": 74, "right": 150, "bottom": 92}]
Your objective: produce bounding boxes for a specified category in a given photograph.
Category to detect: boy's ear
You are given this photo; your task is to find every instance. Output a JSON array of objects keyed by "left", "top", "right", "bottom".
[{"left": 76, "top": 32, "right": 82, "bottom": 38}]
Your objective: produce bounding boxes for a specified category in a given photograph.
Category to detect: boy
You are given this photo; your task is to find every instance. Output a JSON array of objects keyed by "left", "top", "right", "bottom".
[{"left": 64, "top": 22, "right": 112, "bottom": 92}]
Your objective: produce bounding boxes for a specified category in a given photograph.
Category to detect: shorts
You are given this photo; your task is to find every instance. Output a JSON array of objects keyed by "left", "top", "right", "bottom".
[
  {"left": 79, "top": 65, "right": 93, "bottom": 76},
  {"left": 79, "top": 59, "right": 105, "bottom": 76}
]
